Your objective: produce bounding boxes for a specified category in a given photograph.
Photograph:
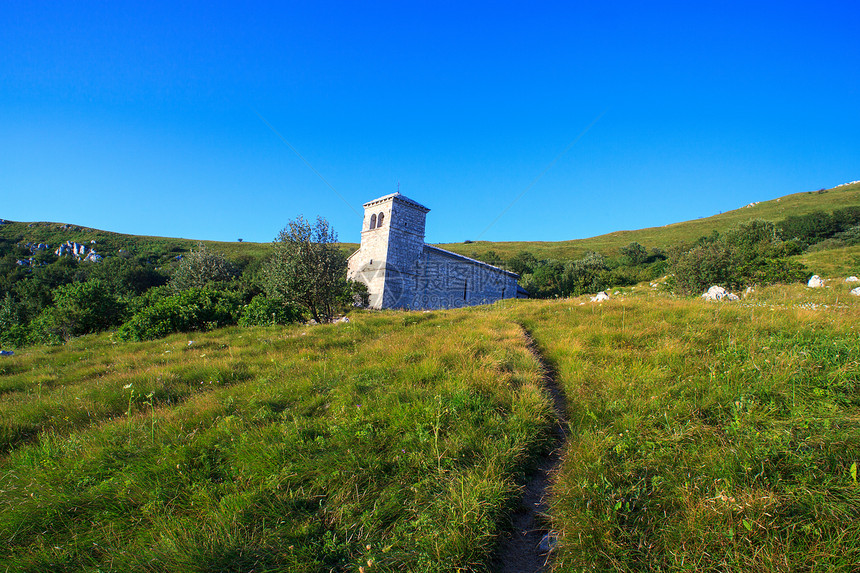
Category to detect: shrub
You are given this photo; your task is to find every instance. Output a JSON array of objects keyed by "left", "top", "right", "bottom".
[
  {"left": 238, "top": 295, "right": 304, "bottom": 326},
  {"left": 84, "top": 256, "right": 167, "bottom": 296},
  {"left": 669, "top": 220, "right": 808, "bottom": 295},
  {"left": 0, "top": 293, "right": 28, "bottom": 348},
  {"left": 620, "top": 242, "right": 648, "bottom": 265},
  {"left": 170, "top": 244, "right": 235, "bottom": 292},
  {"left": 52, "top": 280, "right": 127, "bottom": 336},
  {"left": 27, "top": 280, "right": 127, "bottom": 342},
  {"left": 116, "top": 288, "right": 242, "bottom": 341},
  {"left": 563, "top": 252, "right": 608, "bottom": 296}
]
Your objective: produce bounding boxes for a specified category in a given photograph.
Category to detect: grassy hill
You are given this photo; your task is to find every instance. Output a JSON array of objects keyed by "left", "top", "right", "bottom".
[
  {"left": 3, "top": 181, "right": 858, "bottom": 266},
  {"left": 1, "top": 283, "right": 858, "bottom": 571},
  {"left": 437, "top": 181, "right": 860, "bottom": 261}
]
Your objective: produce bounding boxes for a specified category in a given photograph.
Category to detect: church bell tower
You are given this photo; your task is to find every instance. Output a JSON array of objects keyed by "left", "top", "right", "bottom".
[{"left": 346, "top": 192, "right": 430, "bottom": 309}]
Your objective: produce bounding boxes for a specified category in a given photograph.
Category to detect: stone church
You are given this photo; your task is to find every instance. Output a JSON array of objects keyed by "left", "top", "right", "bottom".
[{"left": 347, "top": 192, "right": 525, "bottom": 310}]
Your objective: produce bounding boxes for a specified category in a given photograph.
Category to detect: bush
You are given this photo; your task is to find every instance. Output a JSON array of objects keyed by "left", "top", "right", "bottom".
[
  {"left": 52, "top": 280, "right": 127, "bottom": 337},
  {"left": 779, "top": 207, "right": 860, "bottom": 246},
  {"left": 238, "top": 295, "right": 304, "bottom": 326},
  {"left": 116, "top": 288, "right": 242, "bottom": 341},
  {"left": 0, "top": 293, "right": 28, "bottom": 348},
  {"left": 27, "top": 280, "right": 127, "bottom": 342},
  {"left": 669, "top": 220, "right": 808, "bottom": 295},
  {"left": 170, "top": 244, "right": 235, "bottom": 292},
  {"left": 84, "top": 256, "right": 167, "bottom": 296},
  {"left": 620, "top": 242, "right": 648, "bottom": 265},
  {"left": 563, "top": 252, "right": 608, "bottom": 296}
]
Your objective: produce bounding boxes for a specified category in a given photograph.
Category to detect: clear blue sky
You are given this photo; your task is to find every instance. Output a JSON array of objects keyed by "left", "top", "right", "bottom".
[{"left": 2, "top": 1, "right": 858, "bottom": 245}]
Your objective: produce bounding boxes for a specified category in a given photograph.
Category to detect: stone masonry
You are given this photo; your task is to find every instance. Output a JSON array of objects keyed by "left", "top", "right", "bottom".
[{"left": 347, "top": 193, "right": 522, "bottom": 310}]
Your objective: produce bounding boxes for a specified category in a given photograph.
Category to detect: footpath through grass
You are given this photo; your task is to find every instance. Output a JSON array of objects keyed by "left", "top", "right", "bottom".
[
  {"left": 511, "top": 283, "right": 860, "bottom": 571},
  {"left": 0, "top": 310, "right": 554, "bottom": 572},
  {"left": 2, "top": 282, "right": 858, "bottom": 572}
]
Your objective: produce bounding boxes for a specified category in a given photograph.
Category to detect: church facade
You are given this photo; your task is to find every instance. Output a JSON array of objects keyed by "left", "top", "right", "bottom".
[{"left": 346, "top": 193, "right": 523, "bottom": 310}]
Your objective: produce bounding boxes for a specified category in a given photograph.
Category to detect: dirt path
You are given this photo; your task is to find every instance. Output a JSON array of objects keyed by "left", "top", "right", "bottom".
[{"left": 492, "top": 327, "right": 569, "bottom": 573}]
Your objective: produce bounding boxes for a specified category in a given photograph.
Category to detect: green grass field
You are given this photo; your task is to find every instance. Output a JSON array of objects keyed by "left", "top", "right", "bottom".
[
  {"left": 510, "top": 282, "right": 860, "bottom": 571},
  {"left": 0, "top": 310, "right": 554, "bottom": 571},
  {"left": 1, "top": 278, "right": 858, "bottom": 571}
]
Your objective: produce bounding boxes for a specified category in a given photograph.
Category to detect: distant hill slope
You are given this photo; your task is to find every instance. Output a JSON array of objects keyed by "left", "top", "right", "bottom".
[
  {"left": 3, "top": 181, "right": 858, "bottom": 264},
  {"left": 436, "top": 181, "right": 860, "bottom": 260}
]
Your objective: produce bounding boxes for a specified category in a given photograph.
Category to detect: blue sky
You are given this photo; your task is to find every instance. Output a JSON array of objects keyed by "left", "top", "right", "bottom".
[{"left": 2, "top": 1, "right": 858, "bottom": 245}]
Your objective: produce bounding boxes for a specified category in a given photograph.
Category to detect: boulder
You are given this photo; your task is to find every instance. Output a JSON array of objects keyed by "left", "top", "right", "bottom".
[
  {"left": 846, "top": 276, "right": 859, "bottom": 283},
  {"left": 591, "top": 291, "right": 610, "bottom": 302},
  {"left": 702, "top": 286, "right": 739, "bottom": 301},
  {"left": 807, "top": 275, "right": 825, "bottom": 288},
  {"left": 851, "top": 287, "right": 860, "bottom": 297}
]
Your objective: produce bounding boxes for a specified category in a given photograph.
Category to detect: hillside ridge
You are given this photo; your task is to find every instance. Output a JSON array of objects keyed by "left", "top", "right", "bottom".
[{"left": 2, "top": 181, "right": 858, "bottom": 264}]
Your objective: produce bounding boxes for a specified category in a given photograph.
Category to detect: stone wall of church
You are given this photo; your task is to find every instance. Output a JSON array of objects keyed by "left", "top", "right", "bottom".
[{"left": 383, "top": 246, "right": 519, "bottom": 310}]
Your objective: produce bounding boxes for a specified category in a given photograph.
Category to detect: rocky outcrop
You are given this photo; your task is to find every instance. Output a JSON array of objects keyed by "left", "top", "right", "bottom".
[
  {"left": 55, "top": 241, "right": 102, "bottom": 262},
  {"left": 25, "top": 242, "right": 50, "bottom": 253}
]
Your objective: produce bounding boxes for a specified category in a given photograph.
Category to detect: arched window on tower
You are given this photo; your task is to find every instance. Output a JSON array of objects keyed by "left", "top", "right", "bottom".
[
  {"left": 377, "top": 212, "right": 385, "bottom": 227},
  {"left": 369, "top": 214, "right": 377, "bottom": 230}
]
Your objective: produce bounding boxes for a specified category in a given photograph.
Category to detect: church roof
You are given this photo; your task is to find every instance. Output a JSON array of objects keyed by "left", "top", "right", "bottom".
[{"left": 363, "top": 192, "right": 430, "bottom": 213}]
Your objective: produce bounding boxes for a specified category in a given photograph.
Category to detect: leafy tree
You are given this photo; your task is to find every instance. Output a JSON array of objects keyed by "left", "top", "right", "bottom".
[
  {"left": 263, "top": 216, "right": 354, "bottom": 323},
  {"left": 620, "top": 242, "right": 648, "bottom": 265},
  {"left": 84, "top": 256, "right": 167, "bottom": 296},
  {"left": 507, "top": 251, "right": 538, "bottom": 276},
  {"left": 169, "top": 244, "right": 235, "bottom": 292},
  {"left": 11, "top": 257, "right": 80, "bottom": 321},
  {"left": 563, "top": 252, "right": 609, "bottom": 295},
  {"left": 0, "top": 293, "right": 27, "bottom": 348},
  {"left": 479, "top": 250, "right": 502, "bottom": 266},
  {"left": 31, "top": 279, "right": 127, "bottom": 341}
]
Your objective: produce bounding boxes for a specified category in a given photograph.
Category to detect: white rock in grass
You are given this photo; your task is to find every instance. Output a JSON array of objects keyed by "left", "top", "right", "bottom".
[
  {"left": 851, "top": 286, "right": 860, "bottom": 297},
  {"left": 702, "top": 286, "right": 738, "bottom": 301},
  {"left": 846, "top": 276, "right": 859, "bottom": 283},
  {"left": 591, "top": 291, "right": 610, "bottom": 302},
  {"left": 807, "top": 275, "right": 825, "bottom": 288}
]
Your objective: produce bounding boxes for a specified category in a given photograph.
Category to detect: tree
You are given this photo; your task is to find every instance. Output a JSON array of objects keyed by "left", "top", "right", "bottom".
[
  {"left": 170, "top": 244, "right": 235, "bottom": 292},
  {"left": 620, "top": 242, "right": 648, "bottom": 265},
  {"left": 263, "top": 216, "right": 354, "bottom": 323},
  {"left": 31, "top": 279, "right": 127, "bottom": 342}
]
